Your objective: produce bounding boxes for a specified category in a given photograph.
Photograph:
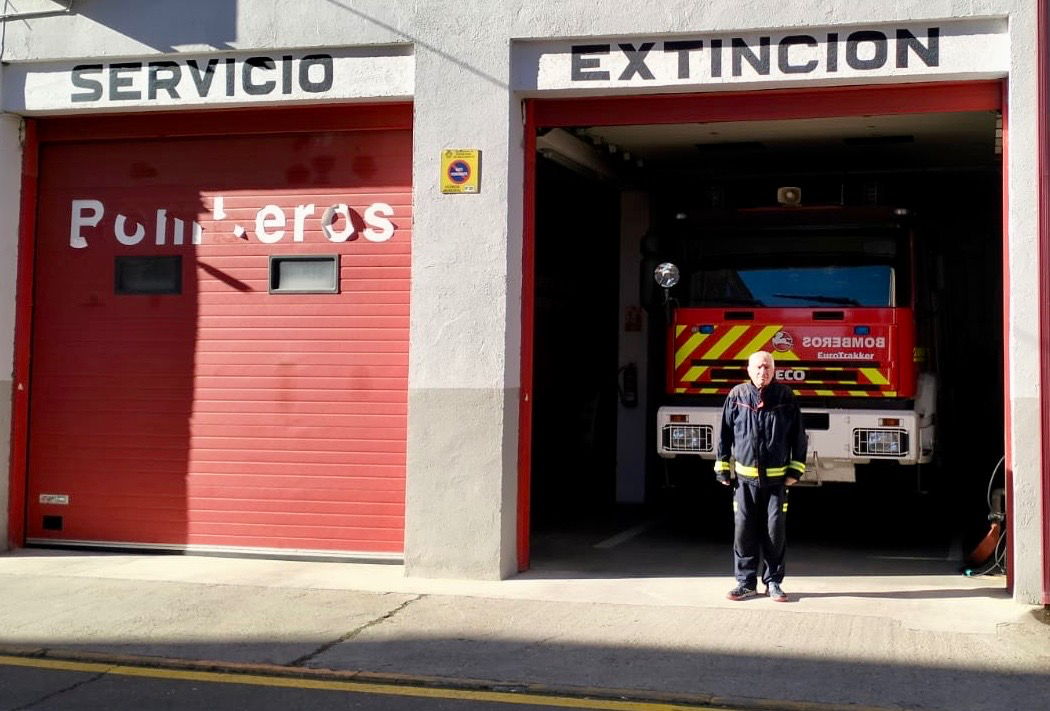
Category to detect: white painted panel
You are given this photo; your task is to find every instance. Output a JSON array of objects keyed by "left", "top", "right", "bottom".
[
  {"left": 4, "top": 47, "right": 413, "bottom": 113},
  {"left": 515, "top": 20, "right": 1008, "bottom": 92}
]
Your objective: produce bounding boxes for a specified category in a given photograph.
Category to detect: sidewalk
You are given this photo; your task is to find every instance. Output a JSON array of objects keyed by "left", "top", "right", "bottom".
[{"left": 1, "top": 548, "right": 1047, "bottom": 711}]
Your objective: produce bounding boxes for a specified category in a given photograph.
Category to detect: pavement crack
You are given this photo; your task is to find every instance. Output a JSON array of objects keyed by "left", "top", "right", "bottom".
[
  {"left": 516, "top": 634, "right": 558, "bottom": 653},
  {"left": 6, "top": 668, "right": 109, "bottom": 711},
  {"left": 288, "top": 594, "right": 423, "bottom": 667}
]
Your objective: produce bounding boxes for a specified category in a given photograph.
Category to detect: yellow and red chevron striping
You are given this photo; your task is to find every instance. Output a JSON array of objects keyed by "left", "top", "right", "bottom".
[{"left": 671, "top": 323, "right": 895, "bottom": 397}]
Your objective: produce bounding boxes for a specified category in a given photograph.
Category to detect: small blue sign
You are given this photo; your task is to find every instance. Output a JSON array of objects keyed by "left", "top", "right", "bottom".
[{"left": 447, "top": 160, "right": 471, "bottom": 184}]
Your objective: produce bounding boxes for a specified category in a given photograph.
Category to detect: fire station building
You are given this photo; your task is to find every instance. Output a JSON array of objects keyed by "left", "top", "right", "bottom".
[{"left": 0, "top": 1, "right": 1048, "bottom": 606}]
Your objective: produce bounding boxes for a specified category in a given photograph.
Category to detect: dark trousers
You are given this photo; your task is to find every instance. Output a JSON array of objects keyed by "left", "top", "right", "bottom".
[{"left": 733, "top": 481, "right": 788, "bottom": 587}]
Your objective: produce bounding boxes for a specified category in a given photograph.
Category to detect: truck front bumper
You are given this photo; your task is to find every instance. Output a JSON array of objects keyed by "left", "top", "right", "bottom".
[{"left": 656, "top": 405, "right": 934, "bottom": 470}]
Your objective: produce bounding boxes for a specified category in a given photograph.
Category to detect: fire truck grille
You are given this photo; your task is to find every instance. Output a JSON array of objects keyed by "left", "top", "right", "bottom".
[
  {"left": 662, "top": 424, "right": 713, "bottom": 453},
  {"left": 853, "top": 428, "right": 909, "bottom": 457}
]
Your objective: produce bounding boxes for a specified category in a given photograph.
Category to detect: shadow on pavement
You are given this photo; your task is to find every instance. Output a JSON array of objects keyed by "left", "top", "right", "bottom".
[{"left": 1, "top": 635, "right": 1044, "bottom": 711}]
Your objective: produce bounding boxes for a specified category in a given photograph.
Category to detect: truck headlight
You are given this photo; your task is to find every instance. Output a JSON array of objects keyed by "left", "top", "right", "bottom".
[
  {"left": 662, "top": 424, "right": 713, "bottom": 453},
  {"left": 672, "top": 426, "right": 699, "bottom": 450},
  {"left": 853, "top": 428, "right": 909, "bottom": 456}
]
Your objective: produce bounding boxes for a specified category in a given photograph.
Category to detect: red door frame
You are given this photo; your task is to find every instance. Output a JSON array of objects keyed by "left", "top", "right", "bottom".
[
  {"left": 517, "top": 102, "right": 538, "bottom": 570},
  {"left": 518, "top": 80, "right": 1007, "bottom": 572},
  {"left": 1038, "top": 0, "right": 1050, "bottom": 606},
  {"left": 1002, "top": 83, "right": 1014, "bottom": 594},
  {"left": 6, "top": 104, "right": 413, "bottom": 551}
]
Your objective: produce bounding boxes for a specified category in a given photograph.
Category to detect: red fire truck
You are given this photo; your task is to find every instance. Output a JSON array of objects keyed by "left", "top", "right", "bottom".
[{"left": 652, "top": 199, "right": 936, "bottom": 483}]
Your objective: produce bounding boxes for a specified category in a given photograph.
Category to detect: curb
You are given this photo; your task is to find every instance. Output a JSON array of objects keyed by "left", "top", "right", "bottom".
[{"left": 0, "top": 645, "right": 911, "bottom": 711}]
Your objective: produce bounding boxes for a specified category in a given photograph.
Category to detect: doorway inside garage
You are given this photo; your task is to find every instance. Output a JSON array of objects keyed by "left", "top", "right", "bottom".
[
  {"left": 522, "top": 83, "right": 1006, "bottom": 578},
  {"left": 529, "top": 158, "right": 621, "bottom": 527}
]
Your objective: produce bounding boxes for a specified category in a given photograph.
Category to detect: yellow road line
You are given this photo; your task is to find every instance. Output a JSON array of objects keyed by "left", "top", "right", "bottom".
[{"left": 0, "top": 655, "right": 709, "bottom": 710}]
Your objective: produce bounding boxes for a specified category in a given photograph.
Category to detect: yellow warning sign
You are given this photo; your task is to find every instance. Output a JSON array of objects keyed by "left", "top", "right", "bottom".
[{"left": 441, "top": 149, "right": 481, "bottom": 194}]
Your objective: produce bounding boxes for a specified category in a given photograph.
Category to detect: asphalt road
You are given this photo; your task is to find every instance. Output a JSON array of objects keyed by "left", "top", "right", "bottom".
[{"left": 0, "top": 656, "right": 729, "bottom": 711}]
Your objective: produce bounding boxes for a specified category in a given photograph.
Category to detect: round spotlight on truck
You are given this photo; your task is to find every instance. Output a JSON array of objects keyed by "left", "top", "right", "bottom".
[{"left": 654, "top": 262, "right": 680, "bottom": 288}]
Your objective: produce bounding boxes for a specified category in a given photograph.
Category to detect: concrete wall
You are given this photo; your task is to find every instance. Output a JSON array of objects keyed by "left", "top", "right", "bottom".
[
  {"left": 403, "top": 2, "right": 520, "bottom": 578},
  {"left": 0, "top": 114, "right": 20, "bottom": 552},
  {"left": 1000, "top": 11, "right": 1043, "bottom": 603},
  {"left": 0, "top": 0, "right": 1044, "bottom": 599}
]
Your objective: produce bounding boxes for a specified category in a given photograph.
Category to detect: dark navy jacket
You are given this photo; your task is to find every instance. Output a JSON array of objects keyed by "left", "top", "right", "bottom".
[{"left": 715, "top": 381, "right": 807, "bottom": 487}]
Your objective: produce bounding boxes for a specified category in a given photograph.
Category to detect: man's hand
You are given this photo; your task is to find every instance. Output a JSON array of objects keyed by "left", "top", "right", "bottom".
[
  {"left": 785, "top": 476, "right": 799, "bottom": 486},
  {"left": 719, "top": 479, "right": 730, "bottom": 486}
]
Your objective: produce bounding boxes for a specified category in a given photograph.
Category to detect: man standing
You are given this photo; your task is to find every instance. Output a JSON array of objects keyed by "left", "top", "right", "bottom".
[{"left": 715, "top": 350, "right": 807, "bottom": 602}]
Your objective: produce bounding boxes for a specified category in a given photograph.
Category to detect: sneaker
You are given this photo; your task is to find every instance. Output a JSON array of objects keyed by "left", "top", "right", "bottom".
[
  {"left": 726, "top": 584, "right": 757, "bottom": 601},
  {"left": 767, "top": 581, "right": 788, "bottom": 602}
]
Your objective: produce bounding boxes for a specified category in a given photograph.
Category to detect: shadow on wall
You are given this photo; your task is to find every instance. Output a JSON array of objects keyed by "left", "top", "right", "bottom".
[{"left": 74, "top": 0, "right": 238, "bottom": 51}]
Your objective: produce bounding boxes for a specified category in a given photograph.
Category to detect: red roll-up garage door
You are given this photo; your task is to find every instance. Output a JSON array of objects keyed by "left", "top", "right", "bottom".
[{"left": 25, "top": 107, "right": 411, "bottom": 555}]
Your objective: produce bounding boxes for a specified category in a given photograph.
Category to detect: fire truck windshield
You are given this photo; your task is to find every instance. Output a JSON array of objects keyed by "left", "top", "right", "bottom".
[{"left": 680, "top": 230, "right": 905, "bottom": 308}]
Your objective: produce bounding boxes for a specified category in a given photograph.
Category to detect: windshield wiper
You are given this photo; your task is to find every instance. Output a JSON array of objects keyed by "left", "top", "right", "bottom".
[
  {"left": 702, "top": 297, "right": 765, "bottom": 306},
  {"left": 773, "top": 293, "right": 862, "bottom": 306}
]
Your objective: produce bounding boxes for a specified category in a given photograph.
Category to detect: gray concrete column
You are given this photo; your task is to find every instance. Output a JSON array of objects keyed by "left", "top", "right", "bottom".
[
  {"left": 402, "top": 24, "right": 520, "bottom": 579},
  {"left": 0, "top": 113, "right": 24, "bottom": 551},
  {"left": 1004, "top": 12, "right": 1046, "bottom": 604}
]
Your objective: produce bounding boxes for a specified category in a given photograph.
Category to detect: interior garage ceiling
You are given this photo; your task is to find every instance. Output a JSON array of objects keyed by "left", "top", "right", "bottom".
[{"left": 567, "top": 111, "right": 1001, "bottom": 177}]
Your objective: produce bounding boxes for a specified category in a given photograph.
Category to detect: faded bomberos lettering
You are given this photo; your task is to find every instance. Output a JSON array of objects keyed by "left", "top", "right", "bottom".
[{"left": 68, "top": 196, "right": 395, "bottom": 249}]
